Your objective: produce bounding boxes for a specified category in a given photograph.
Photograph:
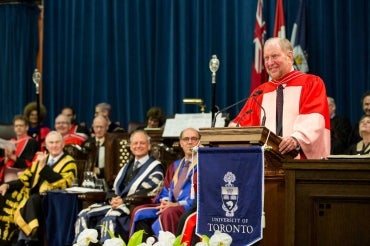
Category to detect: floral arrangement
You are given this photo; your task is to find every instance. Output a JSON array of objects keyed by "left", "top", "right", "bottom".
[{"left": 73, "top": 229, "right": 232, "bottom": 246}]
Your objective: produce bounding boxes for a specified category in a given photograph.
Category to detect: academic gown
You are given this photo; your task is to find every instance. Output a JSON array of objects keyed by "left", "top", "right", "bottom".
[
  {"left": 130, "top": 158, "right": 198, "bottom": 236},
  {"left": 0, "top": 153, "right": 76, "bottom": 243},
  {"left": 233, "top": 70, "right": 331, "bottom": 159},
  {"left": 0, "top": 136, "right": 38, "bottom": 183},
  {"left": 73, "top": 157, "right": 164, "bottom": 243}
]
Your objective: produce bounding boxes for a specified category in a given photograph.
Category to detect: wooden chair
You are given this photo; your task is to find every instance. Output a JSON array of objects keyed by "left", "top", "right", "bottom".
[
  {"left": 127, "top": 121, "right": 146, "bottom": 134},
  {"left": 0, "top": 123, "right": 15, "bottom": 140},
  {"left": 104, "top": 132, "right": 131, "bottom": 187},
  {"left": 63, "top": 144, "right": 92, "bottom": 186}
]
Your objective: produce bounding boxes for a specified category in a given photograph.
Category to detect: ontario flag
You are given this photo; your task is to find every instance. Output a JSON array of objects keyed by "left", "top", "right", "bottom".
[
  {"left": 273, "top": 0, "right": 286, "bottom": 38},
  {"left": 290, "top": 0, "right": 309, "bottom": 72},
  {"left": 250, "top": 0, "right": 267, "bottom": 92}
]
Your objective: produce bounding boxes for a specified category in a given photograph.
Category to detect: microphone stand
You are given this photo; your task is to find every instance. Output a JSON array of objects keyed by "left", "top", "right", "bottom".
[
  {"left": 209, "top": 55, "right": 220, "bottom": 127},
  {"left": 252, "top": 95, "right": 266, "bottom": 126},
  {"left": 232, "top": 89, "right": 263, "bottom": 127},
  {"left": 211, "top": 96, "right": 252, "bottom": 128},
  {"left": 32, "top": 69, "right": 41, "bottom": 149}
]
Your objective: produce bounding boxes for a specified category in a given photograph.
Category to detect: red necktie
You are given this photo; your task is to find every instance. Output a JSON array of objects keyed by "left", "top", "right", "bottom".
[{"left": 173, "top": 160, "right": 190, "bottom": 200}]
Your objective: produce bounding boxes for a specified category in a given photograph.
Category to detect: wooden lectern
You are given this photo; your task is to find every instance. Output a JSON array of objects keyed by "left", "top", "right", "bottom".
[
  {"left": 199, "top": 126, "right": 297, "bottom": 176},
  {"left": 199, "top": 126, "right": 295, "bottom": 246}
]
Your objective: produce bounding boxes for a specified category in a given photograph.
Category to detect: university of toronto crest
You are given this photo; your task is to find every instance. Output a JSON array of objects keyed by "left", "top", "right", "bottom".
[{"left": 221, "top": 171, "right": 239, "bottom": 217}]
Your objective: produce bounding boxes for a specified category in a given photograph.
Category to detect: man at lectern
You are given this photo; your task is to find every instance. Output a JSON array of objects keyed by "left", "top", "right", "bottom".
[{"left": 229, "top": 37, "right": 330, "bottom": 159}]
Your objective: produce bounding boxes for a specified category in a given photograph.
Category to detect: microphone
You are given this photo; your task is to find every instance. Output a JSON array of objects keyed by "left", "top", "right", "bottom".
[
  {"left": 211, "top": 89, "right": 263, "bottom": 127},
  {"left": 235, "top": 90, "right": 263, "bottom": 127},
  {"left": 191, "top": 140, "right": 201, "bottom": 152},
  {"left": 252, "top": 90, "right": 266, "bottom": 126}
]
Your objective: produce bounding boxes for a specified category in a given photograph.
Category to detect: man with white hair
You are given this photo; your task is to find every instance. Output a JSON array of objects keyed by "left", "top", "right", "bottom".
[
  {"left": 230, "top": 37, "right": 330, "bottom": 159},
  {"left": 0, "top": 131, "right": 77, "bottom": 245}
]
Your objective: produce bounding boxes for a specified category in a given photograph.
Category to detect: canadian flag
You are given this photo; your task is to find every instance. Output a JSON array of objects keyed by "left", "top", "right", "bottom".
[
  {"left": 273, "top": 0, "right": 286, "bottom": 38},
  {"left": 250, "top": 0, "right": 267, "bottom": 91},
  {"left": 291, "top": 0, "right": 309, "bottom": 72}
]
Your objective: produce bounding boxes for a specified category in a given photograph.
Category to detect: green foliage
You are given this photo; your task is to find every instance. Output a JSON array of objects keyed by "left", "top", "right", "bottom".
[
  {"left": 172, "top": 235, "right": 185, "bottom": 246},
  {"left": 201, "top": 234, "right": 210, "bottom": 245},
  {"left": 127, "top": 230, "right": 144, "bottom": 246}
]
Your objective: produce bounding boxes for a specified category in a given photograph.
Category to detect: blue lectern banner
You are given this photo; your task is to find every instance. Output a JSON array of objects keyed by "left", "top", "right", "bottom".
[{"left": 196, "top": 146, "right": 264, "bottom": 246}]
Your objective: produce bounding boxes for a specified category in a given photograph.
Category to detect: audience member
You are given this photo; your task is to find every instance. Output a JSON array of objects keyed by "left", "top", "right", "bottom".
[
  {"left": 61, "top": 106, "right": 89, "bottom": 138},
  {"left": 127, "top": 106, "right": 166, "bottom": 134},
  {"left": 327, "top": 97, "right": 352, "bottom": 154},
  {"left": 0, "top": 131, "right": 77, "bottom": 245},
  {"left": 145, "top": 106, "right": 166, "bottom": 129},
  {"left": 54, "top": 114, "right": 87, "bottom": 147},
  {"left": 94, "top": 102, "right": 122, "bottom": 133},
  {"left": 345, "top": 115, "right": 370, "bottom": 155},
  {"left": 73, "top": 130, "right": 164, "bottom": 243},
  {"left": 129, "top": 127, "right": 199, "bottom": 241},
  {"left": 82, "top": 115, "right": 109, "bottom": 179},
  {"left": 229, "top": 37, "right": 330, "bottom": 159},
  {"left": 23, "top": 102, "right": 51, "bottom": 149},
  {"left": 348, "top": 90, "right": 370, "bottom": 146},
  {"left": 0, "top": 115, "right": 38, "bottom": 183}
]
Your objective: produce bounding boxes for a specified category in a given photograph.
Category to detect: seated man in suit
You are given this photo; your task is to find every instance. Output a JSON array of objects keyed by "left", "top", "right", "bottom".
[
  {"left": 82, "top": 115, "right": 109, "bottom": 180},
  {"left": 129, "top": 127, "right": 200, "bottom": 241},
  {"left": 0, "top": 115, "right": 38, "bottom": 183},
  {"left": 73, "top": 130, "right": 164, "bottom": 243},
  {"left": 0, "top": 131, "right": 77, "bottom": 246}
]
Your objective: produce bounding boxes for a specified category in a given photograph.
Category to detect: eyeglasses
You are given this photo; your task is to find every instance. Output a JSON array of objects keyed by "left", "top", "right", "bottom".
[
  {"left": 181, "top": 137, "right": 199, "bottom": 142},
  {"left": 55, "top": 121, "right": 69, "bottom": 125}
]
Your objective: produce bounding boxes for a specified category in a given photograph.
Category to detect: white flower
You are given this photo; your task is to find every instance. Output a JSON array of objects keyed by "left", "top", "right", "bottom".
[
  {"left": 209, "top": 230, "right": 232, "bottom": 246},
  {"left": 103, "top": 237, "right": 125, "bottom": 246},
  {"left": 136, "top": 236, "right": 156, "bottom": 246},
  {"left": 146, "top": 237, "right": 156, "bottom": 245},
  {"left": 153, "top": 231, "right": 176, "bottom": 246},
  {"left": 195, "top": 242, "right": 208, "bottom": 246},
  {"left": 73, "top": 228, "right": 99, "bottom": 246}
]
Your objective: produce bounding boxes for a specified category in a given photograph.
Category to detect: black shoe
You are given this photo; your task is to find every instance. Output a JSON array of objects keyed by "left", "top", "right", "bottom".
[
  {"left": 15, "top": 240, "right": 26, "bottom": 246},
  {"left": 25, "top": 241, "right": 40, "bottom": 246}
]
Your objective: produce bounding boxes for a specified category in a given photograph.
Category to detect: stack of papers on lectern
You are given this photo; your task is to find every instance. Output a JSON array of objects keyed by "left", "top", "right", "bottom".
[{"left": 162, "top": 113, "right": 225, "bottom": 138}]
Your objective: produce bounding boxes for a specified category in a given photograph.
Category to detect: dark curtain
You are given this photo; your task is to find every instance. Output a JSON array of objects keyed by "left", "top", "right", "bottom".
[
  {"left": 1, "top": 0, "right": 369, "bottom": 130},
  {"left": 42, "top": 0, "right": 256, "bottom": 128},
  {"left": 0, "top": 2, "right": 40, "bottom": 122}
]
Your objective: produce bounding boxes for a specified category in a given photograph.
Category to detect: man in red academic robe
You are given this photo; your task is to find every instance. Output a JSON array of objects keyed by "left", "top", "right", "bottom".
[
  {"left": 0, "top": 115, "right": 38, "bottom": 183},
  {"left": 230, "top": 37, "right": 330, "bottom": 159}
]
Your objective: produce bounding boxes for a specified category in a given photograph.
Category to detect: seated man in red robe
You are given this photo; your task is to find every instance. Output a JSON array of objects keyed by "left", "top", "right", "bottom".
[{"left": 54, "top": 114, "right": 87, "bottom": 147}]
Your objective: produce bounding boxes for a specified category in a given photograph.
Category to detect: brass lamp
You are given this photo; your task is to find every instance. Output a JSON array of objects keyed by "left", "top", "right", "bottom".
[{"left": 183, "top": 98, "right": 206, "bottom": 113}]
